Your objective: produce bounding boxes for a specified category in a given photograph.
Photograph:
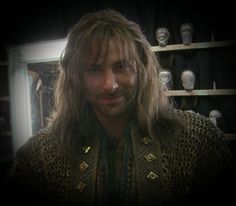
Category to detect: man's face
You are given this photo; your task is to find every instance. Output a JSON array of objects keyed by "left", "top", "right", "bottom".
[{"left": 83, "top": 40, "right": 138, "bottom": 119}]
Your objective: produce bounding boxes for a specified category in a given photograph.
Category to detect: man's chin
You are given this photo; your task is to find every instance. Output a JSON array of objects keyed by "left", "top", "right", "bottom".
[
  {"left": 100, "top": 109, "right": 124, "bottom": 117},
  {"left": 92, "top": 100, "right": 135, "bottom": 118},
  {"left": 94, "top": 106, "right": 127, "bottom": 118}
]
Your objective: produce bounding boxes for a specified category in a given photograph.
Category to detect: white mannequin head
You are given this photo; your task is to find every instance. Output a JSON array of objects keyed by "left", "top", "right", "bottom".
[
  {"left": 181, "top": 70, "right": 195, "bottom": 91},
  {"left": 160, "top": 68, "right": 173, "bottom": 90}
]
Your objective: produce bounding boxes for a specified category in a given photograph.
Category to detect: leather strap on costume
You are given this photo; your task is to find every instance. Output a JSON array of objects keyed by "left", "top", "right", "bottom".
[
  {"left": 67, "top": 136, "right": 100, "bottom": 205},
  {"left": 131, "top": 126, "right": 172, "bottom": 206}
]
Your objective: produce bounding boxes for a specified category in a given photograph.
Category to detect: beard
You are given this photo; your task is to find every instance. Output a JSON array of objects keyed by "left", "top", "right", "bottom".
[{"left": 88, "top": 86, "right": 137, "bottom": 118}]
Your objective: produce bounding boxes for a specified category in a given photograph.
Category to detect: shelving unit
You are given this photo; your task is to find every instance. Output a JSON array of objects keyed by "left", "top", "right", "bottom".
[
  {"left": 0, "top": 61, "right": 11, "bottom": 137},
  {"left": 0, "top": 61, "right": 13, "bottom": 178},
  {"left": 152, "top": 40, "right": 236, "bottom": 141},
  {"left": 152, "top": 41, "right": 236, "bottom": 96},
  {"left": 0, "top": 62, "right": 10, "bottom": 137},
  {"left": 0, "top": 97, "right": 9, "bottom": 101},
  {"left": 225, "top": 134, "right": 236, "bottom": 141}
]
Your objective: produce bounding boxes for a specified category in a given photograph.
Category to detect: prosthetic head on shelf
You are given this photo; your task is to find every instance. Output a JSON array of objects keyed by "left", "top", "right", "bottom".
[
  {"left": 181, "top": 70, "right": 196, "bottom": 91},
  {"left": 159, "top": 68, "right": 173, "bottom": 90},
  {"left": 155, "top": 27, "right": 170, "bottom": 47},
  {"left": 180, "top": 23, "right": 194, "bottom": 45}
]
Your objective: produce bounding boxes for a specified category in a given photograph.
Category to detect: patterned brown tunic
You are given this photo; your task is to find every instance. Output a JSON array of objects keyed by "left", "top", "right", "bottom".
[{"left": 9, "top": 110, "right": 235, "bottom": 206}]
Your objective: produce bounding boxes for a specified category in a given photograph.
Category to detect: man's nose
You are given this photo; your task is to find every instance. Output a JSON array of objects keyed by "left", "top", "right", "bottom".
[{"left": 103, "top": 70, "right": 118, "bottom": 93}]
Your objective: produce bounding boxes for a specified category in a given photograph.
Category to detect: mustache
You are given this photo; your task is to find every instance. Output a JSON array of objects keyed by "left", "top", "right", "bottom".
[
  {"left": 100, "top": 92, "right": 123, "bottom": 98},
  {"left": 99, "top": 88, "right": 133, "bottom": 98}
]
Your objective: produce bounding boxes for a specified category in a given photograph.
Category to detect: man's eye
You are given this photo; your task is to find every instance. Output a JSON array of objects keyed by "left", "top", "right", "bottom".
[{"left": 114, "top": 64, "right": 129, "bottom": 72}]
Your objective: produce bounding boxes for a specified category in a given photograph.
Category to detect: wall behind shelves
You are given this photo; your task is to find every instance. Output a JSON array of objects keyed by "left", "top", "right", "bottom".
[
  {"left": 1, "top": 0, "right": 235, "bottom": 60},
  {"left": 159, "top": 45, "right": 236, "bottom": 134}
]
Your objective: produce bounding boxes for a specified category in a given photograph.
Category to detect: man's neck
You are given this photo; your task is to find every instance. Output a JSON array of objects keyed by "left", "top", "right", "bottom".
[{"left": 94, "top": 112, "right": 131, "bottom": 141}]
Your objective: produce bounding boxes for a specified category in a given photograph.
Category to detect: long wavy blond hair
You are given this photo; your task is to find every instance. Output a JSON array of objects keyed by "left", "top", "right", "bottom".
[{"left": 48, "top": 9, "right": 172, "bottom": 153}]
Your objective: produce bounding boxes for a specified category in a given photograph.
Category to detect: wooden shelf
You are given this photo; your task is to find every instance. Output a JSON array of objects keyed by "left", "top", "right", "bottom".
[
  {"left": 151, "top": 40, "right": 236, "bottom": 52},
  {"left": 0, "top": 96, "right": 9, "bottom": 101},
  {"left": 225, "top": 133, "right": 236, "bottom": 141},
  {"left": 0, "top": 131, "right": 11, "bottom": 137},
  {"left": 0, "top": 154, "right": 13, "bottom": 164},
  {"left": 0, "top": 61, "right": 8, "bottom": 67},
  {"left": 164, "top": 89, "right": 236, "bottom": 96}
]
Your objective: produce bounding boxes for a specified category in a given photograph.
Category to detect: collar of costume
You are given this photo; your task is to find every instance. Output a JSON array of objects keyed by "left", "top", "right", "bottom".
[{"left": 70, "top": 123, "right": 172, "bottom": 205}]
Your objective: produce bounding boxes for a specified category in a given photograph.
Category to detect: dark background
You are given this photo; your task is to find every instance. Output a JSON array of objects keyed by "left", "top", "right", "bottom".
[
  {"left": 0, "top": 0, "right": 236, "bottom": 180},
  {"left": 0, "top": 0, "right": 235, "bottom": 60}
]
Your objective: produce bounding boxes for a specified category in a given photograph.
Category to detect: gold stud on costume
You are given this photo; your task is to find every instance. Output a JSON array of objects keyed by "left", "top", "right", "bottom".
[
  {"left": 141, "top": 137, "right": 151, "bottom": 145},
  {"left": 147, "top": 171, "right": 158, "bottom": 181},
  {"left": 79, "top": 161, "right": 89, "bottom": 172},
  {"left": 144, "top": 153, "right": 157, "bottom": 162},
  {"left": 83, "top": 146, "right": 91, "bottom": 154},
  {"left": 76, "top": 181, "right": 86, "bottom": 192}
]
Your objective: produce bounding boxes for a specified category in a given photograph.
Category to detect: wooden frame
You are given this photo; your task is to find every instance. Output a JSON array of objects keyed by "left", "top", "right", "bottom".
[{"left": 164, "top": 89, "right": 236, "bottom": 96}]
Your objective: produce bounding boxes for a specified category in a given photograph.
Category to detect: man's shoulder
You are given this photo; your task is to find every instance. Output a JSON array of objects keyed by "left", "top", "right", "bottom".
[
  {"left": 174, "top": 109, "right": 224, "bottom": 142},
  {"left": 160, "top": 109, "right": 214, "bottom": 131},
  {"left": 16, "top": 128, "right": 56, "bottom": 159},
  {"left": 160, "top": 109, "right": 224, "bottom": 142},
  {"left": 174, "top": 109, "right": 215, "bottom": 129}
]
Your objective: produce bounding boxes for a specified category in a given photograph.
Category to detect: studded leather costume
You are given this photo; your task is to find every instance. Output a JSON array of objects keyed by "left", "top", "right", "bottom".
[{"left": 10, "top": 110, "right": 234, "bottom": 205}]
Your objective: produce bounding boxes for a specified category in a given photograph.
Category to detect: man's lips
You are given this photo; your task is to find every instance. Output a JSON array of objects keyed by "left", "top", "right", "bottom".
[{"left": 99, "top": 96, "right": 124, "bottom": 104}]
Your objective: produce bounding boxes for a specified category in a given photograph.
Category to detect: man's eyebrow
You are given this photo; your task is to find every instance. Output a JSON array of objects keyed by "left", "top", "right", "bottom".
[
  {"left": 87, "top": 59, "right": 131, "bottom": 69},
  {"left": 113, "top": 59, "right": 130, "bottom": 66},
  {"left": 87, "top": 63, "right": 101, "bottom": 69}
]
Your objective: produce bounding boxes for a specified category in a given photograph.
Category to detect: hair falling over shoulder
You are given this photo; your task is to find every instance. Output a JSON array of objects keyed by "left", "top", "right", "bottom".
[{"left": 47, "top": 9, "right": 173, "bottom": 154}]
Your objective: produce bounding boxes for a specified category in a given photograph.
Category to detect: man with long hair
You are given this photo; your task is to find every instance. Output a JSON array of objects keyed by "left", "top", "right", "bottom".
[{"left": 9, "top": 9, "right": 235, "bottom": 206}]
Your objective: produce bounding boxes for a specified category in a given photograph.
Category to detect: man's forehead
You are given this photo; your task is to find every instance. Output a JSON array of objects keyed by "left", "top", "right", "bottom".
[{"left": 90, "top": 39, "right": 125, "bottom": 63}]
